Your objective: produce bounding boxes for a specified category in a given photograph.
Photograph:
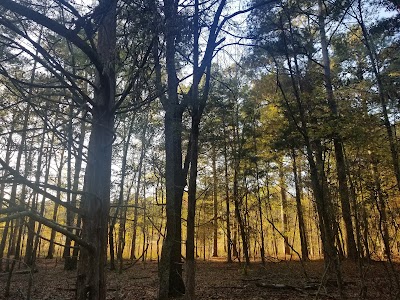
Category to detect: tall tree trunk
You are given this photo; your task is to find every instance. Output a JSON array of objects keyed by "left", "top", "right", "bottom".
[
  {"left": 109, "top": 115, "right": 134, "bottom": 270},
  {"left": 223, "top": 124, "right": 232, "bottom": 263},
  {"left": 370, "top": 154, "right": 391, "bottom": 258},
  {"left": 186, "top": 7, "right": 201, "bottom": 293},
  {"left": 185, "top": 115, "right": 200, "bottom": 300},
  {"left": 369, "top": 152, "right": 400, "bottom": 289},
  {"left": 5, "top": 142, "right": 33, "bottom": 297},
  {"left": 256, "top": 188, "right": 265, "bottom": 264},
  {"left": 233, "top": 167, "right": 250, "bottom": 265},
  {"left": 65, "top": 116, "right": 86, "bottom": 270},
  {"left": 230, "top": 98, "right": 250, "bottom": 266},
  {"left": 0, "top": 120, "right": 15, "bottom": 211},
  {"left": 62, "top": 104, "right": 74, "bottom": 266},
  {"left": 0, "top": 120, "right": 15, "bottom": 271},
  {"left": 24, "top": 112, "right": 47, "bottom": 266},
  {"left": 318, "top": 0, "right": 358, "bottom": 260},
  {"left": 141, "top": 170, "right": 148, "bottom": 263},
  {"left": 291, "top": 149, "right": 309, "bottom": 261},
  {"left": 131, "top": 115, "right": 148, "bottom": 260},
  {"left": 157, "top": 0, "right": 222, "bottom": 295},
  {"left": 279, "top": 160, "right": 291, "bottom": 257},
  {"left": 0, "top": 104, "right": 30, "bottom": 267},
  {"left": 76, "top": 1, "right": 117, "bottom": 298},
  {"left": 212, "top": 145, "right": 218, "bottom": 257},
  {"left": 264, "top": 172, "right": 278, "bottom": 258},
  {"left": 158, "top": 1, "right": 186, "bottom": 297},
  {"left": 158, "top": 108, "right": 186, "bottom": 298},
  {"left": 27, "top": 132, "right": 56, "bottom": 298},
  {"left": 2, "top": 31, "right": 42, "bottom": 269},
  {"left": 46, "top": 151, "right": 65, "bottom": 259},
  {"left": 277, "top": 11, "right": 342, "bottom": 289},
  {"left": 117, "top": 182, "right": 133, "bottom": 273},
  {"left": 356, "top": 0, "right": 400, "bottom": 192},
  {"left": 250, "top": 109, "right": 266, "bottom": 265}
]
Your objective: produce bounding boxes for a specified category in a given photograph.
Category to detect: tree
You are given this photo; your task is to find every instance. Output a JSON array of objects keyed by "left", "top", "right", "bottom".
[
  {"left": 0, "top": 1, "right": 152, "bottom": 298},
  {"left": 154, "top": 0, "right": 232, "bottom": 297},
  {"left": 248, "top": 0, "right": 344, "bottom": 287},
  {"left": 317, "top": 0, "right": 358, "bottom": 260}
]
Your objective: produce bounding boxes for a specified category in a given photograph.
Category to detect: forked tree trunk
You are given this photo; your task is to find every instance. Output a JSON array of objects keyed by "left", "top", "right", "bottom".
[
  {"left": 157, "top": 1, "right": 186, "bottom": 297},
  {"left": 156, "top": 0, "right": 223, "bottom": 295}
]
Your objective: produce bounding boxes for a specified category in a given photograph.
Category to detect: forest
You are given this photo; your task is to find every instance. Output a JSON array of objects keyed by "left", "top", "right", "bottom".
[{"left": 0, "top": 0, "right": 399, "bottom": 299}]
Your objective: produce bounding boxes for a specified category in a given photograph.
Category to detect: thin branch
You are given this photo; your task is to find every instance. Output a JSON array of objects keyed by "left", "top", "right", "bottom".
[
  {"left": 0, "top": 157, "right": 82, "bottom": 215},
  {"left": 0, "top": 211, "right": 93, "bottom": 251},
  {"left": 0, "top": 0, "right": 102, "bottom": 73}
]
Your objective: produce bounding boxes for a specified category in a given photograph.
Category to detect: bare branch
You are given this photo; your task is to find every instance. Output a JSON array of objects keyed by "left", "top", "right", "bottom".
[
  {"left": 0, "top": 157, "right": 82, "bottom": 215},
  {"left": 0, "top": 211, "right": 93, "bottom": 251},
  {"left": 0, "top": 0, "right": 102, "bottom": 73}
]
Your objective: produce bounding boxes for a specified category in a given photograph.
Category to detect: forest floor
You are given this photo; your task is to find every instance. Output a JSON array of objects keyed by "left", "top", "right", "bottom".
[{"left": 0, "top": 257, "right": 398, "bottom": 299}]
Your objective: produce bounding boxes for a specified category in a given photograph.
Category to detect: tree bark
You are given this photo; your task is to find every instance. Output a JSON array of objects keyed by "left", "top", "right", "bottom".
[
  {"left": 186, "top": 115, "right": 200, "bottom": 300},
  {"left": 75, "top": 1, "right": 117, "bottom": 299},
  {"left": 158, "top": 1, "right": 186, "bottom": 297},
  {"left": 158, "top": 108, "right": 186, "bottom": 298}
]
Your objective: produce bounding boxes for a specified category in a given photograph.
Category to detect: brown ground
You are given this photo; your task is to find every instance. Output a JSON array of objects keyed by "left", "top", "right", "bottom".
[{"left": 0, "top": 257, "right": 398, "bottom": 299}]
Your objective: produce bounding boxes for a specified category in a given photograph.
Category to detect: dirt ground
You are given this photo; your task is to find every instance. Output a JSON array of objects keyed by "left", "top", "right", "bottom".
[{"left": 0, "top": 257, "right": 398, "bottom": 299}]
